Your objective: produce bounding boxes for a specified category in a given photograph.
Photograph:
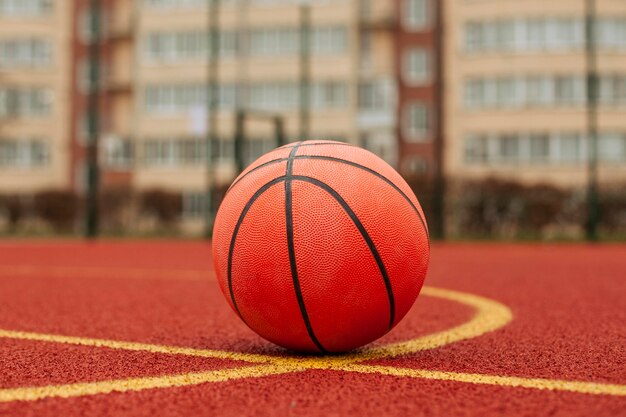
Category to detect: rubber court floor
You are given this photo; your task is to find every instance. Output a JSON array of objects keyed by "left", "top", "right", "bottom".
[{"left": 0, "top": 241, "right": 624, "bottom": 417}]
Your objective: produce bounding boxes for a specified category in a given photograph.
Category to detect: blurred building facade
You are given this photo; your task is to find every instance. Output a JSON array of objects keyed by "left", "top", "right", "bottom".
[
  {"left": 445, "top": 0, "right": 626, "bottom": 187},
  {"left": 0, "top": 0, "right": 70, "bottom": 193},
  {"left": 1, "top": 0, "right": 433, "bottom": 226},
  {"left": 2, "top": 0, "right": 626, "bottom": 233}
]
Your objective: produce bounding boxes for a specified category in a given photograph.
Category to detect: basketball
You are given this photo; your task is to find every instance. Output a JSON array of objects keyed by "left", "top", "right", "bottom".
[{"left": 212, "top": 140, "right": 430, "bottom": 353}]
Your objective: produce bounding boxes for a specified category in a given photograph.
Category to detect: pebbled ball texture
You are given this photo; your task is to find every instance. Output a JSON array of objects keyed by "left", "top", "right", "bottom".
[{"left": 212, "top": 140, "right": 430, "bottom": 353}]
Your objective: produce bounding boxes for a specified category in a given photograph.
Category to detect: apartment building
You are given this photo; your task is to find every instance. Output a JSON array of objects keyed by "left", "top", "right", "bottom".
[
  {"left": 2, "top": 0, "right": 430, "bottom": 227},
  {"left": 133, "top": 0, "right": 415, "bottom": 222},
  {"left": 444, "top": 0, "right": 626, "bottom": 187},
  {"left": 394, "top": 0, "right": 442, "bottom": 178},
  {"left": 70, "top": 0, "right": 136, "bottom": 192},
  {"left": 0, "top": 0, "right": 72, "bottom": 192}
]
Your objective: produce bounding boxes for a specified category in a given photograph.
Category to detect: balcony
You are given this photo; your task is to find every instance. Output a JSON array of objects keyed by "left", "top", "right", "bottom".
[
  {"left": 358, "top": 15, "right": 397, "bottom": 31},
  {"left": 358, "top": 0, "right": 397, "bottom": 31},
  {"left": 358, "top": 109, "right": 396, "bottom": 129},
  {"left": 107, "top": 4, "right": 135, "bottom": 42},
  {"left": 103, "top": 65, "right": 132, "bottom": 94}
]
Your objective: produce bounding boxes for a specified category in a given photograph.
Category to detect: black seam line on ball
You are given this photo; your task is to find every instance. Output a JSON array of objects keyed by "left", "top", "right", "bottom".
[
  {"left": 297, "top": 155, "right": 429, "bottom": 241},
  {"left": 285, "top": 144, "right": 329, "bottom": 354},
  {"left": 292, "top": 175, "right": 396, "bottom": 331},
  {"left": 226, "top": 158, "right": 289, "bottom": 195},
  {"left": 227, "top": 176, "right": 287, "bottom": 323},
  {"left": 280, "top": 141, "right": 356, "bottom": 150},
  {"left": 225, "top": 154, "right": 429, "bottom": 243}
]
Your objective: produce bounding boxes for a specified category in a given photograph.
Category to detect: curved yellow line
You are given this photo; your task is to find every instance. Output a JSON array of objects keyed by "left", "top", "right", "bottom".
[
  {"left": 0, "top": 286, "right": 511, "bottom": 368},
  {"left": 0, "top": 365, "right": 302, "bottom": 403},
  {"left": 1, "top": 286, "right": 621, "bottom": 402},
  {"left": 338, "top": 365, "right": 626, "bottom": 397}
]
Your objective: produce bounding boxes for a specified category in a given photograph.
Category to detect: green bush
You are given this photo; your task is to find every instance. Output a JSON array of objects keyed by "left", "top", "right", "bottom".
[
  {"left": 600, "top": 184, "right": 626, "bottom": 232},
  {"left": 33, "top": 190, "right": 79, "bottom": 231},
  {"left": 99, "top": 186, "right": 134, "bottom": 232},
  {"left": 0, "top": 194, "right": 27, "bottom": 231},
  {"left": 140, "top": 189, "right": 182, "bottom": 226}
]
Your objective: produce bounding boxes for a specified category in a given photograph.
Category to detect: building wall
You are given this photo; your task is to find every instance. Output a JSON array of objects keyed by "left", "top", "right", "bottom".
[
  {"left": 394, "top": 0, "right": 441, "bottom": 178},
  {"left": 132, "top": 0, "right": 400, "bottom": 223},
  {"left": 70, "top": 0, "right": 135, "bottom": 192},
  {"left": 0, "top": 0, "right": 72, "bottom": 192},
  {"left": 444, "top": 0, "right": 626, "bottom": 187}
]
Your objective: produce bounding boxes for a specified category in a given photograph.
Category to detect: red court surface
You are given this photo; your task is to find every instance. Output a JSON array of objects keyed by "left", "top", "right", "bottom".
[{"left": 0, "top": 241, "right": 624, "bottom": 416}]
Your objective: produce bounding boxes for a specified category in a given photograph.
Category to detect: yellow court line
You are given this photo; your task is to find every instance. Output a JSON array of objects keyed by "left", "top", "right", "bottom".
[
  {"left": 0, "top": 364, "right": 305, "bottom": 403},
  {"left": 349, "top": 287, "right": 513, "bottom": 362},
  {"left": 0, "top": 329, "right": 272, "bottom": 365},
  {"left": 336, "top": 365, "right": 626, "bottom": 397},
  {"left": 0, "top": 286, "right": 512, "bottom": 368},
  {"left": 2, "top": 286, "right": 623, "bottom": 402}
]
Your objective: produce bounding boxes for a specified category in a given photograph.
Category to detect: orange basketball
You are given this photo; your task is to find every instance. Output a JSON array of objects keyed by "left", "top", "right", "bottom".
[{"left": 212, "top": 140, "right": 430, "bottom": 353}]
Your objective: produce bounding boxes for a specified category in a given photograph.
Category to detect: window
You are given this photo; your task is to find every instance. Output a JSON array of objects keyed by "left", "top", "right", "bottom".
[
  {"left": 249, "top": 28, "right": 299, "bottom": 57},
  {"left": 74, "top": 161, "right": 87, "bottom": 192},
  {"left": 103, "top": 136, "right": 133, "bottom": 168},
  {"left": 0, "top": 39, "right": 52, "bottom": 68},
  {"left": 403, "top": 156, "right": 428, "bottom": 175},
  {"left": 559, "top": 134, "right": 581, "bottom": 163},
  {"left": 496, "top": 78, "right": 518, "bottom": 108},
  {"left": 0, "top": 0, "right": 52, "bottom": 17},
  {"left": 526, "top": 76, "right": 553, "bottom": 106},
  {"left": 464, "top": 17, "right": 592, "bottom": 54},
  {"left": 183, "top": 192, "right": 206, "bottom": 219},
  {"left": 0, "top": 87, "right": 52, "bottom": 118},
  {"left": 464, "top": 74, "right": 596, "bottom": 110},
  {"left": 554, "top": 76, "right": 577, "bottom": 106},
  {"left": 78, "top": 59, "right": 107, "bottom": 92},
  {"left": 143, "top": 138, "right": 206, "bottom": 167},
  {"left": 0, "top": 139, "right": 49, "bottom": 168},
  {"left": 598, "top": 18, "right": 620, "bottom": 50},
  {"left": 361, "top": 132, "right": 397, "bottom": 167},
  {"left": 599, "top": 134, "right": 626, "bottom": 162},
  {"left": 311, "top": 26, "right": 348, "bottom": 56},
  {"left": 143, "top": 0, "right": 206, "bottom": 10},
  {"left": 359, "top": 31, "right": 373, "bottom": 70},
  {"left": 79, "top": 7, "right": 107, "bottom": 43},
  {"left": 213, "top": 138, "right": 234, "bottom": 161},
  {"left": 599, "top": 75, "right": 626, "bottom": 106},
  {"left": 463, "top": 131, "right": 626, "bottom": 166},
  {"left": 464, "top": 135, "right": 488, "bottom": 165},
  {"left": 404, "top": 102, "right": 430, "bottom": 142},
  {"left": 310, "top": 82, "right": 348, "bottom": 109},
  {"left": 143, "top": 30, "right": 237, "bottom": 62},
  {"left": 403, "top": 48, "right": 430, "bottom": 85},
  {"left": 529, "top": 134, "right": 550, "bottom": 163},
  {"left": 496, "top": 20, "right": 515, "bottom": 50},
  {"left": 465, "top": 22, "right": 484, "bottom": 53},
  {"left": 144, "top": 84, "right": 238, "bottom": 114},
  {"left": 464, "top": 79, "right": 484, "bottom": 109},
  {"left": 498, "top": 135, "right": 520, "bottom": 163},
  {"left": 249, "top": 83, "right": 298, "bottom": 110},
  {"left": 403, "top": 0, "right": 430, "bottom": 31},
  {"left": 359, "top": 79, "right": 394, "bottom": 110}
]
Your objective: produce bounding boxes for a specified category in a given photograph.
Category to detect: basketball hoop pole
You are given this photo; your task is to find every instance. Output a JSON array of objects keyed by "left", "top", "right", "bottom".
[
  {"left": 299, "top": 2, "right": 311, "bottom": 141},
  {"left": 85, "top": 0, "right": 101, "bottom": 239},
  {"left": 205, "top": 0, "right": 220, "bottom": 237},
  {"left": 584, "top": 0, "right": 599, "bottom": 241}
]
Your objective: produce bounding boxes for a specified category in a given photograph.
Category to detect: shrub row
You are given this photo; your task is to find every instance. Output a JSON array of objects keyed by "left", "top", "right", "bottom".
[
  {"left": 406, "top": 178, "right": 626, "bottom": 239},
  {"left": 451, "top": 179, "right": 626, "bottom": 238},
  {"left": 0, "top": 188, "right": 183, "bottom": 234},
  {"left": 1, "top": 181, "right": 625, "bottom": 238}
]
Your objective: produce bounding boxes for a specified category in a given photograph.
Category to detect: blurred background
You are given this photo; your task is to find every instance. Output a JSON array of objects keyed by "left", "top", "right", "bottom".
[{"left": 0, "top": 0, "right": 625, "bottom": 240}]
